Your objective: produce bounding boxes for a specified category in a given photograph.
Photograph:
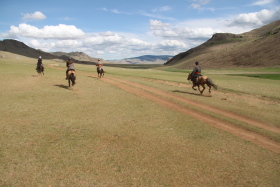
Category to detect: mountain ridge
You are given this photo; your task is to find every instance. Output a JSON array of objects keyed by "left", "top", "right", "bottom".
[{"left": 165, "top": 20, "right": 280, "bottom": 69}]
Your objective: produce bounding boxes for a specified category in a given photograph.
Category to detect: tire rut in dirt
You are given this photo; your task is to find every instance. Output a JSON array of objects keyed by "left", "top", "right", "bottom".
[
  {"left": 47, "top": 65, "right": 280, "bottom": 153},
  {"left": 102, "top": 77, "right": 280, "bottom": 154},
  {"left": 110, "top": 77, "right": 280, "bottom": 134}
]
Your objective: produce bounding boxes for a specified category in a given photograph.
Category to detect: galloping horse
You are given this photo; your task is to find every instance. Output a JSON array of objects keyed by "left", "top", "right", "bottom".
[
  {"left": 187, "top": 73, "right": 217, "bottom": 94},
  {"left": 97, "top": 66, "right": 104, "bottom": 78},
  {"left": 37, "top": 65, "right": 44, "bottom": 75},
  {"left": 67, "top": 70, "right": 76, "bottom": 87}
]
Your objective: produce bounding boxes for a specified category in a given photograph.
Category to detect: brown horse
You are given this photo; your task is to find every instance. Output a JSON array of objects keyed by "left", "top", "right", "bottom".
[
  {"left": 97, "top": 66, "right": 104, "bottom": 78},
  {"left": 67, "top": 70, "right": 76, "bottom": 87},
  {"left": 187, "top": 73, "right": 217, "bottom": 94},
  {"left": 37, "top": 65, "right": 44, "bottom": 75}
]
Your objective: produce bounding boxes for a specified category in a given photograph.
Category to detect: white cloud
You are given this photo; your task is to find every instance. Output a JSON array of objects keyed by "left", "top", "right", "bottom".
[
  {"left": 55, "top": 40, "right": 83, "bottom": 48},
  {"left": 149, "top": 19, "right": 170, "bottom": 30},
  {"left": 6, "top": 23, "right": 85, "bottom": 39},
  {"left": 152, "top": 6, "right": 172, "bottom": 12},
  {"left": 99, "top": 31, "right": 116, "bottom": 37},
  {"left": 84, "top": 33, "right": 123, "bottom": 46},
  {"left": 159, "top": 40, "right": 188, "bottom": 48},
  {"left": 100, "top": 7, "right": 129, "bottom": 15},
  {"left": 150, "top": 19, "right": 219, "bottom": 40},
  {"left": 229, "top": 8, "right": 280, "bottom": 27},
  {"left": 27, "top": 39, "right": 56, "bottom": 51},
  {"left": 21, "top": 11, "right": 46, "bottom": 20},
  {"left": 191, "top": 0, "right": 211, "bottom": 9},
  {"left": 251, "top": 0, "right": 275, "bottom": 6}
]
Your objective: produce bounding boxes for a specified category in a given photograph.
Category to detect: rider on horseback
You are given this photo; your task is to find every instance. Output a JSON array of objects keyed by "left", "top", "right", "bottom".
[
  {"left": 96, "top": 59, "right": 105, "bottom": 70},
  {"left": 66, "top": 57, "right": 75, "bottom": 79},
  {"left": 191, "top": 61, "right": 201, "bottom": 86},
  {"left": 36, "top": 56, "right": 44, "bottom": 71},
  {"left": 96, "top": 59, "right": 103, "bottom": 67}
]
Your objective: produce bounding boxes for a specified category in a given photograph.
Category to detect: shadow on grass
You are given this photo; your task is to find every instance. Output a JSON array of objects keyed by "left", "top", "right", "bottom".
[
  {"left": 172, "top": 90, "right": 212, "bottom": 97},
  {"left": 173, "top": 90, "right": 199, "bottom": 95},
  {"left": 32, "top": 75, "right": 42, "bottom": 77},
  {"left": 54, "top": 84, "right": 69, "bottom": 90},
  {"left": 87, "top": 75, "right": 99, "bottom": 79}
]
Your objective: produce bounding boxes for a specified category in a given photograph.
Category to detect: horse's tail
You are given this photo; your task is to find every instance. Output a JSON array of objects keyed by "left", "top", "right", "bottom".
[
  {"left": 70, "top": 73, "right": 75, "bottom": 85},
  {"left": 207, "top": 78, "right": 217, "bottom": 90}
]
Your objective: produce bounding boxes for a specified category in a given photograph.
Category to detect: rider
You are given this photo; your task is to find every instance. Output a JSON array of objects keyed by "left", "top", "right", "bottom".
[
  {"left": 96, "top": 59, "right": 104, "bottom": 70},
  {"left": 36, "top": 56, "right": 44, "bottom": 70},
  {"left": 66, "top": 57, "right": 75, "bottom": 79},
  {"left": 191, "top": 61, "right": 201, "bottom": 86}
]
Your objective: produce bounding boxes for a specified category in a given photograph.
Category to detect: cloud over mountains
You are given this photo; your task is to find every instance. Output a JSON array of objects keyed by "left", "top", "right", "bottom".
[{"left": 1, "top": 2, "right": 280, "bottom": 60}]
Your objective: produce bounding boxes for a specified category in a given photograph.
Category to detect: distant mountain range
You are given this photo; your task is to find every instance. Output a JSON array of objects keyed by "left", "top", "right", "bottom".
[
  {"left": 0, "top": 39, "right": 170, "bottom": 65},
  {"left": 110, "top": 55, "right": 173, "bottom": 64},
  {"left": 1, "top": 20, "right": 279, "bottom": 68},
  {"left": 50, "top": 51, "right": 101, "bottom": 63}
]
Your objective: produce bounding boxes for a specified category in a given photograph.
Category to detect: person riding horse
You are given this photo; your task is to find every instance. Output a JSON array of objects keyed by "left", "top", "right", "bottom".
[
  {"left": 96, "top": 59, "right": 103, "bottom": 69},
  {"left": 191, "top": 61, "right": 201, "bottom": 86},
  {"left": 36, "top": 56, "right": 44, "bottom": 71},
  {"left": 66, "top": 57, "right": 75, "bottom": 79}
]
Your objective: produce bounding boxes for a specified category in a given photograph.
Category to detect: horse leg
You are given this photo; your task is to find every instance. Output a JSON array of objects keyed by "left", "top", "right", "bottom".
[
  {"left": 192, "top": 85, "right": 197, "bottom": 90},
  {"left": 197, "top": 85, "right": 201, "bottom": 93},
  {"left": 192, "top": 82, "right": 197, "bottom": 91},
  {"left": 200, "top": 85, "right": 205, "bottom": 94},
  {"left": 208, "top": 84, "right": 211, "bottom": 93},
  {"left": 72, "top": 74, "right": 76, "bottom": 86}
]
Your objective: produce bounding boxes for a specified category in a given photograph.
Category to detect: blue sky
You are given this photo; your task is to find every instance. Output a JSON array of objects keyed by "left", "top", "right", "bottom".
[{"left": 1, "top": 0, "right": 280, "bottom": 60}]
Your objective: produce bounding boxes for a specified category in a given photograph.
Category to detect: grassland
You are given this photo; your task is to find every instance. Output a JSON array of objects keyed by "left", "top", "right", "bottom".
[{"left": 0, "top": 57, "right": 280, "bottom": 186}]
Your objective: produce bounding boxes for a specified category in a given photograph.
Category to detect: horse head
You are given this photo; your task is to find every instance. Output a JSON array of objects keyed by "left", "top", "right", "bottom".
[{"left": 187, "top": 73, "right": 192, "bottom": 80}]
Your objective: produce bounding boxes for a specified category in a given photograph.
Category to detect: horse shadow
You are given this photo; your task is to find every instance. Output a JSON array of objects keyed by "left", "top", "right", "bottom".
[
  {"left": 87, "top": 75, "right": 98, "bottom": 79},
  {"left": 54, "top": 84, "right": 70, "bottom": 90},
  {"left": 172, "top": 90, "right": 212, "bottom": 97},
  {"left": 173, "top": 90, "right": 199, "bottom": 95}
]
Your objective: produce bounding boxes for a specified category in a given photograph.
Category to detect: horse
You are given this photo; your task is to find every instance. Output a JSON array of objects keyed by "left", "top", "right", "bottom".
[
  {"left": 97, "top": 66, "right": 104, "bottom": 78},
  {"left": 37, "top": 65, "right": 44, "bottom": 75},
  {"left": 67, "top": 70, "right": 76, "bottom": 87},
  {"left": 187, "top": 73, "right": 217, "bottom": 94}
]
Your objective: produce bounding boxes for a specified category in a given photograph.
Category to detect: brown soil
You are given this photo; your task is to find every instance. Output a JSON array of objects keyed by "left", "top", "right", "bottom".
[{"left": 48, "top": 64, "right": 280, "bottom": 153}]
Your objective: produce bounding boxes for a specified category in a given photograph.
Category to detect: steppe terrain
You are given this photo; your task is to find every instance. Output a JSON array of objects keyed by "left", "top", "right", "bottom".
[{"left": 0, "top": 52, "right": 279, "bottom": 186}]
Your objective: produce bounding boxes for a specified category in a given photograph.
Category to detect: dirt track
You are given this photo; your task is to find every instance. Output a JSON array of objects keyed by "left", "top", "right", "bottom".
[{"left": 49, "top": 64, "right": 280, "bottom": 153}]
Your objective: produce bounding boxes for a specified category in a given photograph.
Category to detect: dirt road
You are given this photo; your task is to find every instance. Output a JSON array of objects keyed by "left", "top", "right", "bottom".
[{"left": 49, "top": 64, "right": 280, "bottom": 153}]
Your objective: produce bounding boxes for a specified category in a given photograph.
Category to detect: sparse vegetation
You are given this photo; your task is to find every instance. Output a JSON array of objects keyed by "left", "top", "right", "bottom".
[
  {"left": 0, "top": 57, "right": 280, "bottom": 186},
  {"left": 1, "top": 20, "right": 280, "bottom": 186}
]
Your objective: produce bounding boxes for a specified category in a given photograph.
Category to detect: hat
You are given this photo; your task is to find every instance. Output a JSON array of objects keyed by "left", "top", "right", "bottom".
[
  {"left": 195, "top": 61, "right": 199, "bottom": 65},
  {"left": 39, "top": 56, "right": 42, "bottom": 58}
]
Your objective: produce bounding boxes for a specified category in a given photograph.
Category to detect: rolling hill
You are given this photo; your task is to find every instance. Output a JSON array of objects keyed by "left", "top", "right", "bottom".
[
  {"left": 165, "top": 20, "right": 280, "bottom": 69},
  {"left": 0, "top": 40, "right": 102, "bottom": 64},
  {"left": 50, "top": 51, "right": 107, "bottom": 64},
  {"left": 0, "top": 39, "right": 57, "bottom": 59}
]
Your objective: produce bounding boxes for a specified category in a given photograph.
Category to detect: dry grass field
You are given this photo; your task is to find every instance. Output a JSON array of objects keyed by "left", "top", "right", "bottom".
[{"left": 0, "top": 54, "right": 280, "bottom": 186}]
